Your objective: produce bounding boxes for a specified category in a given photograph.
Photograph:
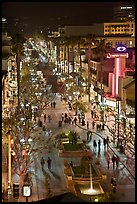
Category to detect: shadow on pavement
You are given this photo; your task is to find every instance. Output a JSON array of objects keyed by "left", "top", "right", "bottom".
[{"left": 50, "top": 170, "right": 62, "bottom": 180}]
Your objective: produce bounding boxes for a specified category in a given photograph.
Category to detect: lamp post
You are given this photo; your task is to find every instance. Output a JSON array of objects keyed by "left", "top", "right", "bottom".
[
  {"left": 73, "top": 91, "right": 79, "bottom": 115},
  {"left": 8, "top": 133, "right": 12, "bottom": 194},
  {"left": 116, "top": 98, "right": 122, "bottom": 148},
  {"left": 117, "top": 100, "right": 120, "bottom": 147}
]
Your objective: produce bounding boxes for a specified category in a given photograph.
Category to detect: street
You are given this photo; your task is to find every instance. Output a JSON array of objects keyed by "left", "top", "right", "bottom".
[{"left": 9, "top": 92, "right": 135, "bottom": 202}]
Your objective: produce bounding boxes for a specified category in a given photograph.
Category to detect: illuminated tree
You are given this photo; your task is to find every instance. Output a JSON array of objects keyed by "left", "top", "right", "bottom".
[{"left": 10, "top": 33, "right": 26, "bottom": 113}]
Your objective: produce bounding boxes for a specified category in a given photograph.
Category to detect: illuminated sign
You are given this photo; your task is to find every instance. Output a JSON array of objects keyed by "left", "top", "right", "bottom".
[
  {"left": 116, "top": 46, "right": 126, "bottom": 52},
  {"left": 121, "top": 7, "right": 132, "bottom": 9},
  {"left": 107, "top": 53, "right": 128, "bottom": 58}
]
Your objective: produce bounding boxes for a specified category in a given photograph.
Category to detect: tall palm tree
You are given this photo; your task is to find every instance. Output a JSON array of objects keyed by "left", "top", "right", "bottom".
[
  {"left": 72, "top": 36, "right": 85, "bottom": 75},
  {"left": 92, "top": 38, "right": 109, "bottom": 103},
  {"left": 62, "top": 36, "right": 71, "bottom": 77},
  {"left": 84, "top": 34, "right": 97, "bottom": 102},
  {"left": 10, "top": 33, "right": 26, "bottom": 114},
  {"left": 92, "top": 38, "right": 112, "bottom": 124}
]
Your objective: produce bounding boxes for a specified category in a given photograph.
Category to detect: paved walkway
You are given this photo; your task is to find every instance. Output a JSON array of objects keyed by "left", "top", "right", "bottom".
[{"left": 2, "top": 93, "right": 135, "bottom": 202}]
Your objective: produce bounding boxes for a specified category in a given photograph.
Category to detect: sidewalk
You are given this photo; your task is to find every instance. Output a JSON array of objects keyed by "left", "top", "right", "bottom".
[
  {"left": 2, "top": 93, "right": 135, "bottom": 202},
  {"left": 63, "top": 96, "right": 135, "bottom": 181},
  {"left": 63, "top": 98, "right": 135, "bottom": 201}
]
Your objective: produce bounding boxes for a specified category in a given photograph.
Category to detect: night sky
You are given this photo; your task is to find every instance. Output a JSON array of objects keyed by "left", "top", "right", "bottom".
[
  {"left": 2, "top": 1, "right": 135, "bottom": 34},
  {"left": 2, "top": 2, "right": 118, "bottom": 24}
]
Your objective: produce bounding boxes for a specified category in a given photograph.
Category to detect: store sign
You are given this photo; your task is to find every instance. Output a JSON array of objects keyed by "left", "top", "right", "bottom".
[
  {"left": 116, "top": 46, "right": 126, "bottom": 52},
  {"left": 107, "top": 53, "right": 128, "bottom": 58},
  {"left": 105, "top": 99, "right": 117, "bottom": 108}
]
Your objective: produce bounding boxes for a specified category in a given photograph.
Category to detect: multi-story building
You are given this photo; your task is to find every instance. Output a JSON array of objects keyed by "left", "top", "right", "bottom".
[
  {"left": 100, "top": 35, "right": 135, "bottom": 48},
  {"left": 2, "top": 18, "right": 18, "bottom": 110},
  {"left": 113, "top": 5, "right": 135, "bottom": 22},
  {"left": 58, "top": 24, "right": 104, "bottom": 37},
  {"left": 104, "top": 21, "right": 135, "bottom": 36}
]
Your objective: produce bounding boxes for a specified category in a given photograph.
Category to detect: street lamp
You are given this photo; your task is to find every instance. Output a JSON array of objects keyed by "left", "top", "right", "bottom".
[
  {"left": 6, "top": 130, "right": 14, "bottom": 196},
  {"left": 22, "top": 184, "right": 32, "bottom": 202},
  {"left": 99, "top": 101, "right": 106, "bottom": 126},
  {"left": 8, "top": 133, "right": 12, "bottom": 194},
  {"left": 73, "top": 91, "right": 80, "bottom": 115},
  {"left": 116, "top": 98, "right": 123, "bottom": 147}
]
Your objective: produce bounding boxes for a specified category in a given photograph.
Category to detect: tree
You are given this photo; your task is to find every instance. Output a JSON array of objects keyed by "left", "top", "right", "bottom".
[
  {"left": 68, "top": 131, "right": 79, "bottom": 145},
  {"left": 84, "top": 34, "right": 98, "bottom": 102},
  {"left": 92, "top": 39, "right": 112, "bottom": 103},
  {"left": 10, "top": 33, "right": 26, "bottom": 114}
]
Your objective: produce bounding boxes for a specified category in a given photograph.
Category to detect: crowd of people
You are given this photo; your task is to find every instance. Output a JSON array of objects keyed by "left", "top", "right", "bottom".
[{"left": 34, "top": 96, "right": 123, "bottom": 196}]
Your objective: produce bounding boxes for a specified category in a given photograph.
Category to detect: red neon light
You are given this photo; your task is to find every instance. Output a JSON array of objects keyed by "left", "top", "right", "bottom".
[
  {"left": 125, "top": 68, "right": 135, "bottom": 72},
  {"left": 112, "top": 73, "right": 115, "bottom": 96},
  {"left": 115, "top": 58, "right": 120, "bottom": 96}
]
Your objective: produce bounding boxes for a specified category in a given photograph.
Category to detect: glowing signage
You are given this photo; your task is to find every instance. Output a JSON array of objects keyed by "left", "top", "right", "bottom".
[
  {"left": 121, "top": 7, "right": 132, "bottom": 9},
  {"left": 107, "top": 53, "right": 128, "bottom": 58},
  {"left": 116, "top": 46, "right": 126, "bottom": 52}
]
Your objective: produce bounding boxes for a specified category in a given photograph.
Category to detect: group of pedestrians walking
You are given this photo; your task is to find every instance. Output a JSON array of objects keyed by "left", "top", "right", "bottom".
[
  {"left": 51, "top": 101, "right": 56, "bottom": 108},
  {"left": 41, "top": 156, "right": 52, "bottom": 171}
]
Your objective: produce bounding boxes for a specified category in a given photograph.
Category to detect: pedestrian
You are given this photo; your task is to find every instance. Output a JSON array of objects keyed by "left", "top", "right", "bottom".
[
  {"left": 47, "top": 157, "right": 52, "bottom": 170},
  {"left": 89, "top": 131, "right": 92, "bottom": 141},
  {"left": 99, "top": 123, "right": 102, "bottom": 131},
  {"left": 61, "top": 113, "right": 64, "bottom": 122},
  {"left": 48, "top": 130, "right": 52, "bottom": 137},
  {"left": 51, "top": 102, "right": 53, "bottom": 108},
  {"left": 65, "top": 113, "right": 67, "bottom": 118},
  {"left": 112, "top": 154, "right": 116, "bottom": 169},
  {"left": 44, "top": 114, "right": 46, "bottom": 123},
  {"left": 98, "top": 139, "right": 101, "bottom": 152},
  {"left": 111, "top": 176, "right": 117, "bottom": 192},
  {"left": 105, "top": 114, "right": 107, "bottom": 122},
  {"left": 92, "top": 121, "right": 95, "bottom": 129},
  {"left": 94, "top": 112, "right": 96, "bottom": 119},
  {"left": 40, "top": 157, "right": 45, "bottom": 169},
  {"left": 106, "top": 155, "right": 110, "bottom": 169},
  {"left": 82, "top": 119, "right": 85, "bottom": 126},
  {"left": 106, "top": 136, "right": 109, "bottom": 148},
  {"left": 70, "top": 161, "right": 73, "bottom": 168},
  {"left": 115, "top": 156, "right": 120, "bottom": 168},
  {"left": 68, "top": 117, "right": 71, "bottom": 124},
  {"left": 91, "top": 110, "right": 94, "bottom": 118},
  {"left": 74, "top": 117, "right": 77, "bottom": 125},
  {"left": 93, "top": 139, "right": 97, "bottom": 151},
  {"left": 48, "top": 115, "right": 51, "bottom": 123},
  {"left": 87, "top": 131, "right": 90, "bottom": 141},
  {"left": 34, "top": 112, "right": 37, "bottom": 122},
  {"left": 103, "top": 138, "right": 107, "bottom": 150},
  {"left": 87, "top": 120, "right": 89, "bottom": 129},
  {"left": 102, "top": 123, "right": 105, "bottom": 130},
  {"left": 53, "top": 101, "right": 56, "bottom": 108},
  {"left": 42, "top": 125, "right": 46, "bottom": 131}
]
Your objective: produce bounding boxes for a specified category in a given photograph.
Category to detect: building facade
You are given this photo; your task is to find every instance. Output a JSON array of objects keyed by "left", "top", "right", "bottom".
[
  {"left": 113, "top": 5, "right": 135, "bottom": 21},
  {"left": 104, "top": 21, "right": 135, "bottom": 36}
]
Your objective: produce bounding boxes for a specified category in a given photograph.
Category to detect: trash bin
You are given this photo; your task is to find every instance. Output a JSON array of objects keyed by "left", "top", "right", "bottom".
[{"left": 59, "top": 121, "right": 62, "bottom": 127}]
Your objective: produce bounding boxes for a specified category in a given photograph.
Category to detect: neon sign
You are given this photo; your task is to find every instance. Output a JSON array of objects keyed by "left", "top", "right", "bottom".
[
  {"left": 107, "top": 53, "right": 128, "bottom": 58},
  {"left": 116, "top": 46, "right": 126, "bottom": 52}
]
